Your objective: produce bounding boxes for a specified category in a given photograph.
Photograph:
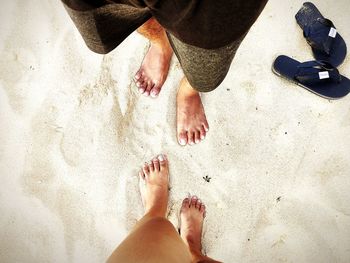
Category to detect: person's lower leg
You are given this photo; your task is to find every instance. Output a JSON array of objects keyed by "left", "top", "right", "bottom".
[
  {"left": 180, "top": 196, "right": 221, "bottom": 263},
  {"left": 107, "top": 155, "right": 192, "bottom": 263},
  {"left": 135, "top": 18, "right": 173, "bottom": 97},
  {"left": 176, "top": 77, "right": 209, "bottom": 146}
]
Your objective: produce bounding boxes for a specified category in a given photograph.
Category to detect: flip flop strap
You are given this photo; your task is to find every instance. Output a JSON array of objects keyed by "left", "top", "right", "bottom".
[
  {"left": 303, "top": 18, "right": 337, "bottom": 55},
  {"left": 294, "top": 60, "right": 341, "bottom": 84}
]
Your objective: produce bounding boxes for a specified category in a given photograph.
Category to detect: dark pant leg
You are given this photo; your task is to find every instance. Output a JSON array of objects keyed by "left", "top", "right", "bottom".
[
  {"left": 62, "top": 0, "right": 151, "bottom": 54},
  {"left": 167, "top": 32, "right": 246, "bottom": 92}
]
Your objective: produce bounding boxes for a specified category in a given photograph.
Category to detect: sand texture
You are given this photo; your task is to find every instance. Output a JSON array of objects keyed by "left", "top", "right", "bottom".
[{"left": 1, "top": 0, "right": 350, "bottom": 262}]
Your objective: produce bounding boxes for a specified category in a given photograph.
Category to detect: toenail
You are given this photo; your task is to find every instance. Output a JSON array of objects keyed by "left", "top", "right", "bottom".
[
  {"left": 205, "top": 127, "right": 209, "bottom": 132},
  {"left": 179, "top": 139, "right": 186, "bottom": 145},
  {"left": 158, "top": 155, "right": 164, "bottom": 161},
  {"left": 201, "top": 135, "right": 205, "bottom": 139},
  {"left": 195, "top": 140, "right": 199, "bottom": 144},
  {"left": 192, "top": 196, "right": 197, "bottom": 199},
  {"left": 139, "top": 88, "right": 145, "bottom": 93}
]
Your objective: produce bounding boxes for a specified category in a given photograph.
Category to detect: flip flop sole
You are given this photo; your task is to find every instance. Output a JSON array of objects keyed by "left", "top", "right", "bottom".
[{"left": 272, "top": 55, "right": 350, "bottom": 99}]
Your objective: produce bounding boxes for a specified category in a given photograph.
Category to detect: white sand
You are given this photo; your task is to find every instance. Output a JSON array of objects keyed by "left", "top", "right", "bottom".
[{"left": 1, "top": 0, "right": 350, "bottom": 262}]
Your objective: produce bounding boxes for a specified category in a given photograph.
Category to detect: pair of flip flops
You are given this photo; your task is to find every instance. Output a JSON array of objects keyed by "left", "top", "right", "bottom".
[{"left": 272, "top": 2, "right": 349, "bottom": 99}]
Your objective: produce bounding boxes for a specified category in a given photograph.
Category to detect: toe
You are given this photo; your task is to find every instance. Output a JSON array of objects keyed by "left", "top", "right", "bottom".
[
  {"left": 139, "top": 169, "right": 145, "bottom": 179},
  {"left": 188, "top": 131, "right": 195, "bottom": 145},
  {"left": 145, "top": 80, "right": 154, "bottom": 96},
  {"left": 199, "top": 126, "right": 206, "bottom": 140},
  {"left": 139, "top": 86, "right": 146, "bottom": 94},
  {"left": 149, "top": 161, "right": 155, "bottom": 172},
  {"left": 196, "top": 199, "right": 201, "bottom": 209},
  {"left": 142, "top": 163, "right": 150, "bottom": 176},
  {"left": 190, "top": 195, "right": 198, "bottom": 207},
  {"left": 200, "top": 204, "right": 206, "bottom": 217},
  {"left": 134, "top": 70, "right": 142, "bottom": 80},
  {"left": 182, "top": 197, "right": 190, "bottom": 209},
  {"left": 150, "top": 84, "right": 161, "bottom": 98},
  {"left": 178, "top": 131, "right": 188, "bottom": 146},
  {"left": 203, "top": 121, "right": 209, "bottom": 132},
  {"left": 142, "top": 80, "right": 150, "bottom": 96},
  {"left": 152, "top": 158, "right": 160, "bottom": 171},
  {"left": 194, "top": 130, "right": 200, "bottom": 144},
  {"left": 158, "top": 154, "right": 168, "bottom": 170},
  {"left": 140, "top": 81, "right": 147, "bottom": 94}
]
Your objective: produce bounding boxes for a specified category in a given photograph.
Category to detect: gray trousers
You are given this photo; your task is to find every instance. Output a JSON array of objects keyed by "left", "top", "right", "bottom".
[{"left": 62, "top": 0, "right": 264, "bottom": 92}]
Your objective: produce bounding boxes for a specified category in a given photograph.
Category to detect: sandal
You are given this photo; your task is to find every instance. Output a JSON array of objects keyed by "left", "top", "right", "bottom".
[
  {"left": 295, "top": 2, "right": 347, "bottom": 67},
  {"left": 272, "top": 55, "right": 350, "bottom": 99}
]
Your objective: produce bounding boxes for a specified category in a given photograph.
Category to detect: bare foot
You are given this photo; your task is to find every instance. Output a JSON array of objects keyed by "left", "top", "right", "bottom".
[
  {"left": 177, "top": 77, "right": 209, "bottom": 146},
  {"left": 180, "top": 196, "right": 206, "bottom": 259},
  {"left": 139, "top": 154, "right": 169, "bottom": 217},
  {"left": 134, "top": 41, "right": 173, "bottom": 98}
]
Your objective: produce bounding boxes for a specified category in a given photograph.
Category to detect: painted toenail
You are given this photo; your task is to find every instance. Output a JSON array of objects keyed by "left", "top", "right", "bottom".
[{"left": 179, "top": 139, "right": 186, "bottom": 145}]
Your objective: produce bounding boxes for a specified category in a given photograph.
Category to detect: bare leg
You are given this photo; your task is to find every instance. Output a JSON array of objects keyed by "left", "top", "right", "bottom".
[
  {"left": 134, "top": 18, "right": 173, "bottom": 97},
  {"left": 107, "top": 155, "right": 192, "bottom": 263},
  {"left": 180, "top": 196, "right": 221, "bottom": 263},
  {"left": 177, "top": 77, "right": 209, "bottom": 146}
]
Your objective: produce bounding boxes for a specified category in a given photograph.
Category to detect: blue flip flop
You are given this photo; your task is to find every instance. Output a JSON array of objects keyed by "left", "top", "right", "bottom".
[
  {"left": 295, "top": 2, "right": 347, "bottom": 67},
  {"left": 272, "top": 55, "right": 350, "bottom": 99}
]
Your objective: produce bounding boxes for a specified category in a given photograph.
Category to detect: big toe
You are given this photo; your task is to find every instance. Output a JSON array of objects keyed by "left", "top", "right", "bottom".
[
  {"left": 181, "top": 197, "right": 190, "bottom": 210},
  {"left": 157, "top": 154, "right": 168, "bottom": 170},
  {"left": 178, "top": 131, "right": 188, "bottom": 146}
]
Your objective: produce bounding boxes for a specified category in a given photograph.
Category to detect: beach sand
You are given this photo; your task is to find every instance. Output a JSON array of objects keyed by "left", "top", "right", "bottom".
[{"left": 1, "top": 0, "right": 350, "bottom": 262}]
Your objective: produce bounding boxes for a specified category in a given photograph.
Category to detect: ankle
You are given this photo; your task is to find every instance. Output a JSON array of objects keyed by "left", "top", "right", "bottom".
[
  {"left": 178, "top": 79, "right": 199, "bottom": 97},
  {"left": 189, "top": 249, "right": 207, "bottom": 263},
  {"left": 145, "top": 209, "right": 167, "bottom": 218},
  {"left": 145, "top": 202, "right": 168, "bottom": 218},
  {"left": 151, "top": 36, "right": 173, "bottom": 53}
]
